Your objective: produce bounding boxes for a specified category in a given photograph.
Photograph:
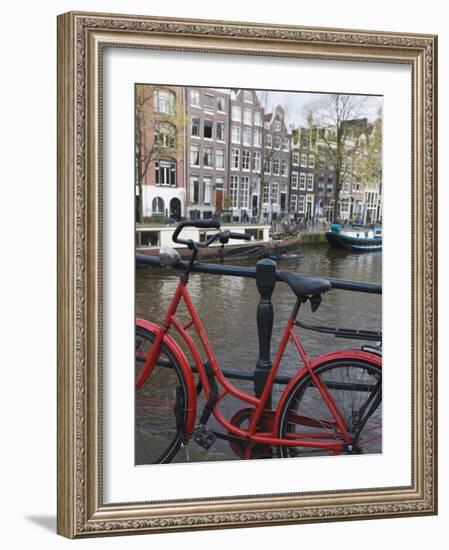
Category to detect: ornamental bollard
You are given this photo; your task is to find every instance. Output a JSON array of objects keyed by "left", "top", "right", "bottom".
[{"left": 254, "top": 258, "right": 276, "bottom": 408}]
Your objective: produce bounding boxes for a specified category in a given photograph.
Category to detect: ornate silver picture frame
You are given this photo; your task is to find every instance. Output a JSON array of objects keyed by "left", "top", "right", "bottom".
[{"left": 57, "top": 11, "right": 437, "bottom": 538}]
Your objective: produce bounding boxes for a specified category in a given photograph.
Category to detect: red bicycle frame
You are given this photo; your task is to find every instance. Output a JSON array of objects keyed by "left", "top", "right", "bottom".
[{"left": 136, "top": 277, "right": 382, "bottom": 455}]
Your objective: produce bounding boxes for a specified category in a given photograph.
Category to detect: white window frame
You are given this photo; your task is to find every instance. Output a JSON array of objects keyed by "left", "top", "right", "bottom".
[
  {"left": 231, "top": 148, "right": 240, "bottom": 170},
  {"left": 231, "top": 126, "right": 241, "bottom": 144},
  {"left": 243, "top": 127, "right": 252, "bottom": 147},
  {"left": 308, "top": 154, "right": 315, "bottom": 168},
  {"left": 252, "top": 151, "right": 261, "bottom": 173},
  {"left": 298, "top": 195, "right": 305, "bottom": 213},
  {"left": 203, "top": 119, "right": 214, "bottom": 140},
  {"left": 190, "top": 144, "right": 200, "bottom": 167},
  {"left": 203, "top": 146, "right": 213, "bottom": 168},
  {"left": 204, "top": 94, "right": 214, "bottom": 113},
  {"left": 215, "top": 148, "right": 225, "bottom": 170},
  {"left": 307, "top": 173, "right": 314, "bottom": 191},
  {"left": 292, "top": 151, "right": 299, "bottom": 165},
  {"left": 232, "top": 105, "right": 241, "bottom": 122},
  {"left": 254, "top": 111, "right": 262, "bottom": 126},
  {"left": 242, "top": 149, "right": 251, "bottom": 171},
  {"left": 240, "top": 176, "right": 249, "bottom": 209},
  {"left": 230, "top": 176, "right": 239, "bottom": 208},
  {"left": 203, "top": 177, "right": 212, "bottom": 205},
  {"left": 291, "top": 172, "right": 298, "bottom": 190},
  {"left": 299, "top": 173, "right": 306, "bottom": 190},
  {"left": 216, "top": 121, "right": 225, "bottom": 142},
  {"left": 300, "top": 153, "right": 307, "bottom": 167},
  {"left": 190, "top": 89, "right": 200, "bottom": 107},
  {"left": 290, "top": 194, "right": 298, "bottom": 212},
  {"left": 281, "top": 159, "right": 288, "bottom": 177},
  {"left": 243, "top": 90, "right": 253, "bottom": 103}
]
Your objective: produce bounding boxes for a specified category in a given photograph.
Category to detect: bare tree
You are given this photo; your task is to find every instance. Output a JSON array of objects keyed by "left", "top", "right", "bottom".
[
  {"left": 135, "top": 85, "right": 187, "bottom": 223},
  {"left": 304, "top": 94, "right": 376, "bottom": 221}
]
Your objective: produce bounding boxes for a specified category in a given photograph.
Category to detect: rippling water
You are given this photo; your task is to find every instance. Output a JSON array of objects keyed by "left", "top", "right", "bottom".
[{"left": 135, "top": 244, "right": 382, "bottom": 463}]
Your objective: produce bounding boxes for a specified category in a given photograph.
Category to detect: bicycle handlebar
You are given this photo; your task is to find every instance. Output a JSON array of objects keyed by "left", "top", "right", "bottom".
[{"left": 172, "top": 219, "right": 221, "bottom": 247}]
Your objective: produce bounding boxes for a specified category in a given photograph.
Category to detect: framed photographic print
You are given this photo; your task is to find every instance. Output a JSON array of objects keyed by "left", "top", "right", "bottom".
[{"left": 57, "top": 11, "right": 437, "bottom": 538}]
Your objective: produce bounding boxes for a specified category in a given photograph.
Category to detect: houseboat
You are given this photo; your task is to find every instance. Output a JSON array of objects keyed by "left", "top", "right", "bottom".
[
  {"left": 325, "top": 223, "right": 382, "bottom": 252},
  {"left": 136, "top": 224, "right": 301, "bottom": 261}
]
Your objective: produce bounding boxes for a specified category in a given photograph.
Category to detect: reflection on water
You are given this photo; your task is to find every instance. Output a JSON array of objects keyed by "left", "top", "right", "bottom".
[{"left": 135, "top": 244, "right": 382, "bottom": 462}]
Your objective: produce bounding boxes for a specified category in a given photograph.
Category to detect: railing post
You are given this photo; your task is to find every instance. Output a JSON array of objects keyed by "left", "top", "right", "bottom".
[{"left": 254, "top": 258, "right": 276, "bottom": 408}]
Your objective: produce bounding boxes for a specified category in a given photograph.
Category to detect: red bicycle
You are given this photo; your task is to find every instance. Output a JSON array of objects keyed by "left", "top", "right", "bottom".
[{"left": 136, "top": 220, "right": 382, "bottom": 463}]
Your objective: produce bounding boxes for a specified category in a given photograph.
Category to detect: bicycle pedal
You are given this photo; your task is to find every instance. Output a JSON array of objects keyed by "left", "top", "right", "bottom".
[{"left": 193, "top": 427, "right": 216, "bottom": 450}]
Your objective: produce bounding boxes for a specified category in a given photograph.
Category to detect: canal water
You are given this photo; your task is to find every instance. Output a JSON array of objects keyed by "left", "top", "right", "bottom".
[{"left": 135, "top": 244, "right": 382, "bottom": 463}]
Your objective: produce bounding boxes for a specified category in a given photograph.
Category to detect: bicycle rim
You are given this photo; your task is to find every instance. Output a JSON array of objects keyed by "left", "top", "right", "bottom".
[
  {"left": 135, "top": 326, "right": 188, "bottom": 464},
  {"left": 277, "top": 358, "right": 382, "bottom": 458}
]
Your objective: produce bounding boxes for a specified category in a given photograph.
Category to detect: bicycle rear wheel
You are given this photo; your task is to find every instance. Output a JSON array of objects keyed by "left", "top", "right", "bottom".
[
  {"left": 135, "top": 326, "right": 188, "bottom": 464},
  {"left": 277, "top": 358, "right": 382, "bottom": 458}
]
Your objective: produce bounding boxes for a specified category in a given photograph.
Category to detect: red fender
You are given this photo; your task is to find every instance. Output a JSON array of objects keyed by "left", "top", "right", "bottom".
[
  {"left": 136, "top": 318, "right": 197, "bottom": 435},
  {"left": 274, "top": 349, "right": 382, "bottom": 434}
]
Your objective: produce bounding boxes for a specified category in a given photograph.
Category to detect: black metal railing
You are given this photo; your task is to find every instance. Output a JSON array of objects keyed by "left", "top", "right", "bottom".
[{"left": 136, "top": 254, "right": 381, "bottom": 395}]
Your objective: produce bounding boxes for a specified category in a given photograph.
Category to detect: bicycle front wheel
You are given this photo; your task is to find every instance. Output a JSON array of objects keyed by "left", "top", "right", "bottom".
[
  {"left": 277, "top": 358, "right": 382, "bottom": 458},
  {"left": 135, "top": 326, "right": 188, "bottom": 464}
]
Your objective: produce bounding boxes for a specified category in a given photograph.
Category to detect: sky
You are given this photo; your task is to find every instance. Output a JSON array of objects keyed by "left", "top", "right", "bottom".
[{"left": 258, "top": 90, "right": 383, "bottom": 129}]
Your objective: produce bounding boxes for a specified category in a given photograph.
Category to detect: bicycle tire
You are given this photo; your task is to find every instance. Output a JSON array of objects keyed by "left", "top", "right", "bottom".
[
  {"left": 135, "top": 326, "right": 188, "bottom": 464},
  {"left": 277, "top": 357, "right": 382, "bottom": 458}
]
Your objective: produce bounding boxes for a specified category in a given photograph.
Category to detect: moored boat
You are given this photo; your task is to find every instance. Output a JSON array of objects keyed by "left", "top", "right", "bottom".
[
  {"left": 136, "top": 223, "right": 301, "bottom": 261},
  {"left": 325, "top": 223, "right": 382, "bottom": 252}
]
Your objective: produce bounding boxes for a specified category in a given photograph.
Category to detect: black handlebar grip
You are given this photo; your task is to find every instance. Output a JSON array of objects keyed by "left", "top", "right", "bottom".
[
  {"left": 228, "top": 231, "right": 251, "bottom": 241},
  {"left": 172, "top": 219, "right": 221, "bottom": 244}
]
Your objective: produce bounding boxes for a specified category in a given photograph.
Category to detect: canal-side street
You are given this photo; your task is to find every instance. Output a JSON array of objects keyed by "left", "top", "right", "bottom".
[{"left": 135, "top": 242, "right": 381, "bottom": 463}]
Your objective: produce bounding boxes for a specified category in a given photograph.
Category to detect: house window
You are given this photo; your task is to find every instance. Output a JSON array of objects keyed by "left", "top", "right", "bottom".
[
  {"left": 204, "top": 119, "right": 213, "bottom": 139},
  {"left": 282, "top": 138, "right": 289, "bottom": 152},
  {"left": 291, "top": 172, "right": 298, "bottom": 190},
  {"left": 254, "top": 111, "right": 262, "bottom": 126},
  {"left": 216, "top": 121, "right": 225, "bottom": 141},
  {"left": 152, "top": 196, "right": 164, "bottom": 214},
  {"left": 190, "top": 90, "right": 200, "bottom": 107},
  {"left": 290, "top": 194, "right": 297, "bottom": 212},
  {"left": 319, "top": 151, "right": 326, "bottom": 166},
  {"left": 230, "top": 176, "right": 239, "bottom": 208},
  {"left": 264, "top": 160, "right": 271, "bottom": 175},
  {"left": 190, "top": 145, "right": 200, "bottom": 166},
  {"left": 307, "top": 173, "right": 314, "bottom": 191},
  {"left": 217, "top": 97, "right": 225, "bottom": 112},
  {"left": 191, "top": 117, "right": 200, "bottom": 137},
  {"left": 252, "top": 151, "right": 261, "bottom": 172},
  {"left": 216, "top": 149, "right": 225, "bottom": 170},
  {"left": 271, "top": 182, "right": 279, "bottom": 204},
  {"left": 154, "top": 89, "right": 175, "bottom": 114},
  {"left": 299, "top": 173, "right": 306, "bottom": 190},
  {"left": 243, "top": 90, "right": 253, "bottom": 103},
  {"left": 231, "top": 148, "right": 240, "bottom": 170},
  {"left": 272, "top": 159, "right": 280, "bottom": 176},
  {"left": 243, "top": 127, "right": 252, "bottom": 146},
  {"left": 292, "top": 152, "right": 299, "bottom": 165},
  {"left": 240, "top": 177, "right": 249, "bottom": 209},
  {"left": 232, "top": 105, "right": 241, "bottom": 122},
  {"left": 190, "top": 176, "right": 199, "bottom": 204},
  {"left": 155, "top": 159, "right": 176, "bottom": 186},
  {"left": 253, "top": 129, "right": 261, "bottom": 147},
  {"left": 298, "top": 195, "right": 305, "bottom": 213},
  {"left": 203, "top": 177, "right": 212, "bottom": 205},
  {"left": 204, "top": 94, "right": 214, "bottom": 112},
  {"left": 308, "top": 154, "right": 315, "bottom": 168},
  {"left": 302, "top": 136, "right": 309, "bottom": 148},
  {"left": 231, "top": 126, "right": 241, "bottom": 144},
  {"left": 155, "top": 123, "right": 176, "bottom": 148},
  {"left": 274, "top": 121, "right": 281, "bottom": 132},
  {"left": 244, "top": 109, "right": 252, "bottom": 125},
  {"left": 274, "top": 136, "right": 281, "bottom": 150},
  {"left": 318, "top": 176, "right": 324, "bottom": 192},
  {"left": 265, "top": 134, "right": 272, "bottom": 148},
  {"left": 327, "top": 176, "right": 334, "bottom": 193},
  {"left": 203, "top": 147, "right": 213, "bottom": 167},
  {"left": 281, "top": 159, "right": 288, "bottom": 177},
  {"left": 242, "top": 150, "right": 251, "bottom": 171},
  {"left": 300, "top": 153, "right": 307, "bottom": 167}
]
